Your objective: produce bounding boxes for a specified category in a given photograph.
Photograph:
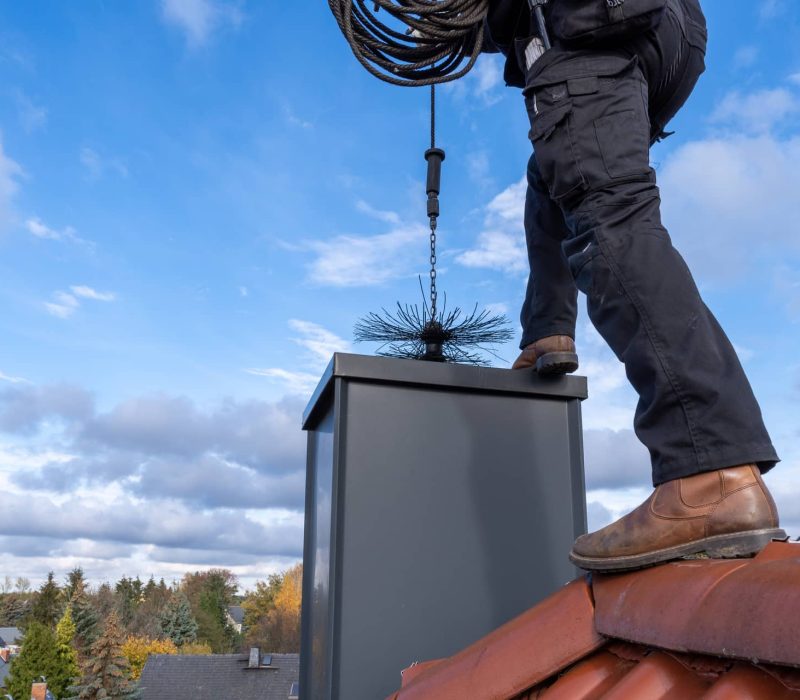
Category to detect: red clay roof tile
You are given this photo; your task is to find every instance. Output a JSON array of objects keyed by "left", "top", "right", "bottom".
[
  {"left": 534, "top": 650, "right": 633, "bottom": 699},
  {"left": 593, "top": 542, "right": 800, "bottom": 668},
  {"left": 386, "top": 542, "right": 800, "bottom": 700},
  {"left": 392, "top": 579, "right": 603, "bottom": 700},
  {"left": 596, "top": 651, "right": 711, "bottom": 699},
  {"left": 699, "top": 665, "right": 800, "bottom": 700}
]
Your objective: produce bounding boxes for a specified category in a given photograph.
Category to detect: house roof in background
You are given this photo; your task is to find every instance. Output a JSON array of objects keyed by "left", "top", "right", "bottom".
[
  {"left": 0, "top": 627, "right": 22, "bottom": 646},
  {"left": 385, "top": 541, "right": 800, "bottom": 700},
  {"left": 139, "top": 652, "right": 299, "bottom": 700},
  {"left": 0, "top": 655, "right": 11, "bottom": 689},
  {"left": 228, "top": 605, "right": 245, "bottom": 625}
]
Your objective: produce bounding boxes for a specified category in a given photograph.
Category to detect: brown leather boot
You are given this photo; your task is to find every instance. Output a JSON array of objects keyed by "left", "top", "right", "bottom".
[
  {"left": 511, "top": 335, "right": 578, "bottom": 375},
  {"left": 569, "top": 464, "right": 785, "bottom": 572}
]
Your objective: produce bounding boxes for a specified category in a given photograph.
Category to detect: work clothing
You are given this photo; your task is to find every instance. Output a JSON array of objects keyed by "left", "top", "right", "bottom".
[
  {"left": 490, "top": 0, "right": 779, "bottom": 485},
  {"left": 569, "top": 465, "right": 785, "bottom": 570}
]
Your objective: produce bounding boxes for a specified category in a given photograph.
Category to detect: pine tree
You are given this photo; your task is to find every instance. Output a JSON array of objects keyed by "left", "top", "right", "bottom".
[
  {"left": 31, "top": 571, "right": 63, "bottom": 628},
  {"left": 53, "top": 607, "right": 81, "bottom": 697},
  {"left": 70, "top": 582, "right": 100, "bottom": 659},
  {"left": 159, "top": 593, "right": 197, "bottom": 647},
  {"left": 67, "top": 612, "right": 140, "bottom": 700},
  {"left": 65, "top": 568, "right": 87, "bottom": 601},
  {"left": 5, "top": 622, "right": 61, "bottom": 700}
]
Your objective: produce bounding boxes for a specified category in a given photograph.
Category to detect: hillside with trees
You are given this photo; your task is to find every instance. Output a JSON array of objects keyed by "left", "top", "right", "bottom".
[{"left": 0, "top": 565, "right": 302, "bottom": 699}]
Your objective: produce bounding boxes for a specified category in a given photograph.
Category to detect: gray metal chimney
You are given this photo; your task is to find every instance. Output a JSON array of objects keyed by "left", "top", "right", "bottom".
[{"left": 299, "top": 353, "right": 587, "bottom": 700}]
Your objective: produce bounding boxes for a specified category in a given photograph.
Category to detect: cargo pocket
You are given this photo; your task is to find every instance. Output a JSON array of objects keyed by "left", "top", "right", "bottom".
[
  {"left": 528, "top": 101, "right": 587, "bottom": 202},
  {"left": 594, "top": 108, "right": 650, "bottom": 179}
]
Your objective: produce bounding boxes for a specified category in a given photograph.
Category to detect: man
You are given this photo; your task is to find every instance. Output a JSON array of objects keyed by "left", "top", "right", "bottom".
[{"left": 486, "top": 0, "right": 785, "bottom": 571}]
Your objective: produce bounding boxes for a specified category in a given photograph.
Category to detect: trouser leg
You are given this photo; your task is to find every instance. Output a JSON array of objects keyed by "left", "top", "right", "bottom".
[
  {"left": 520, "top": 154, "right": 578, "bottom": 348},
  {"left": 525, "top": 50, "right": 778, "bottom": 485}
]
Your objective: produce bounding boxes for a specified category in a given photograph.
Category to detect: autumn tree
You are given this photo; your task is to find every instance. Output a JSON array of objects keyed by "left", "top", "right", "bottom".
[
  {"left": 55, "top": 607, "right": 81, "bottom": 696},
  {"left": 5, "top": 622, "right": 64, "bottom": 700},
  {"left": 31, "top": 571, "right": 63, "bottom": 628},
  {"left": 177, "top": 641, "right": 212, "bottom": 655},
  {"left": 128, "top": 577, "right": 171, "bottom": 638},
  {"left": 241, "top": 573, "right": 282, "bottom": 631},
  {"left": 243, "top": 564, "right": 302, "bottom": 653},
  {"left": 68, "top": 612, "right": 140, "bottom": 700},
  {"left": 121, "top": 636, "right": 177, "bottom": 680}
]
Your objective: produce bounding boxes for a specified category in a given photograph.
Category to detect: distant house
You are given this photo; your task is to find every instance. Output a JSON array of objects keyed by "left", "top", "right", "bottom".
[
  {"left": 227, "top": 605, "right": 245, "bottom": 634},
  {"left": 0, "top": 627, "right": 22, "bottom": 647},
  {"left": 139, "top": 649, "right": 299, "bottom": 700},
  {"left": 0, "top": 647, "right": 13, "bottom": 691}
]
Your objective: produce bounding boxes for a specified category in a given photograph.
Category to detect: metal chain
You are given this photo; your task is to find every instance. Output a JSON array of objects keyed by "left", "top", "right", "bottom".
[{"left": 429, "top": 84, "right": 438, "bottom": 320}]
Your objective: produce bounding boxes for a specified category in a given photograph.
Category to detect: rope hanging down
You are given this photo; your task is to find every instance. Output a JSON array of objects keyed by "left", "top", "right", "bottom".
[{"left": 328, "top": 0, "right": 490, "bottom": 86}]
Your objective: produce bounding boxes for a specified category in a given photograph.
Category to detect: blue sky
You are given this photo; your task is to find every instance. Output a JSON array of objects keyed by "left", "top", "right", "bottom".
[{"left": 0, "top": 0, "right": 799, "bottom": 589}]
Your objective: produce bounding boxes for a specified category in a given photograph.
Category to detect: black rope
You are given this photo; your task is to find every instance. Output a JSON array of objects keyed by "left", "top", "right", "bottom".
[
  {"left": 430, "top": 84, "right": 435, "bottom": 149},
  {"left": 329, "top": 0, "right": 490, "bottom": 86}
]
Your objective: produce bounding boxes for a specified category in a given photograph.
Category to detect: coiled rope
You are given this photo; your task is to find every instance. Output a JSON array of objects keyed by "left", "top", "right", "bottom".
[{"left": 329, "top": 0, "right": 490, "bottom": 86}]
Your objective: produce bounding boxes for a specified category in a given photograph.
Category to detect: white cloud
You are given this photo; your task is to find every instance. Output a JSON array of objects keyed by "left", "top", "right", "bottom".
[
  {"left": 288, "top": 319, "right": 351, "bottom": 367},
  {"left": 659, "top": 134, "right": 800, "bottom": 281},
  {"left": 305, "top": 223, "right": 425, "bottom": 287},
  {"left": 710, "top": 87, "right": 800, "bottom": 134},
  {"left": 0, "top": 135, "right": 23, "bottom": 232},
  {"left": 25, "top": 216, "right": 84, "bottom": 244},
  {"left": 244, "top": 368, "right": 320, "bottom": 396},
  {"left": 44, "top": 286, "right": 116, "bottom": 318},
  {"left": 14, "top": 91, "right": 47, "bottom": 132},
  {"left": 355, "top": 199, "right": 401, "bottom": 225},
  {"left": 759, "top": 0, "right": 784, "bottom": 20},
  {"left": 239, "top": 285, "right": 249, "bottom": 297},
  {"left": 466, "top": 150, "right": 492, "bottom": 188},
  {"left": 456, "top": 177, "right": 527, "bottom": 273},
  {"left": 161, "top": 0, "right": 243, "bottom": 46},
  {"left": 443, "top": 53, "right": 504, "bottom": 105},
  {"left": 0, "top": 371, "right": 28, "bottom": 384},
  {"left": 732, "top": 45, "right": 758, "bottom": 70},
  {"left": 44, "top": 291, "right": 80, "bottom": 319},
  {"left": 70, "top": 285, "right": 116, "bottom": 302},
  {"left": 457, "top": 230, "right": 527, "bottom": 273},
  {"left": 80, "top": 147, "right": 128, "bottom": 179},
  {"left": 473, "top": 54, "right": 503, "bottom": 100}
]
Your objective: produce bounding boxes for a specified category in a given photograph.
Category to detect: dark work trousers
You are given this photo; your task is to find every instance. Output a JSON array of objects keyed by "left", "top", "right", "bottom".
[{"left": 519, "top": 0, "right": 779, "bottom": 485}]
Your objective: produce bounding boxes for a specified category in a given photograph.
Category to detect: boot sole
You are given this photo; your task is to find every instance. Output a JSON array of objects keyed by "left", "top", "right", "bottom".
[
  {"left": 569, "top": 528, "right": 787, "bottom": 572},
  {"left": 536, "top": 352, "right": 579, "bottom": 376}
]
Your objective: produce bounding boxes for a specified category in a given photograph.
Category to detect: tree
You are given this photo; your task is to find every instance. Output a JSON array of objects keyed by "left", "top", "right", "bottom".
[
  {"left": 31, "top": 572, "right": 62, "bottom": 628},
  {"left": 70, "top": 583, "right": 100, "bottom": 660},
  {"left": 177, "top": 641, "right": 212, "bottom": 655},
  {"left": 64, "top": 568, "right": 87, "bottom": 601},
  {"left": 5, "top": 622, "right": 62, "bottom": 700},
  {"left": 120, "top": 637, "right": 177, "bottom": 680},
  {"left": 115, "top": 577, "right": 143, "bottom": 630},
  {"left": 0, "top": 592, "right": 30, "bottom": 627},
  {"left": 54, "top": 607, "right": 81, "bottom": 696},
  {"left": 127, "top": 577, "right": 171, "bottom": 638},
  {"left": 244, "top": 565, "right": 303, "bottom": 653},
  {"left": 159, "top": 593, "right": 197, "bottom": 648},
  {"left": 241, "top": 574, "right": 282, "bottom": 632},
  {"left": 181, "top": 570, "right": 238, "bottom": 653},
  {"left": 67, "top": 612, "right": 140, "bottom": 700}
]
